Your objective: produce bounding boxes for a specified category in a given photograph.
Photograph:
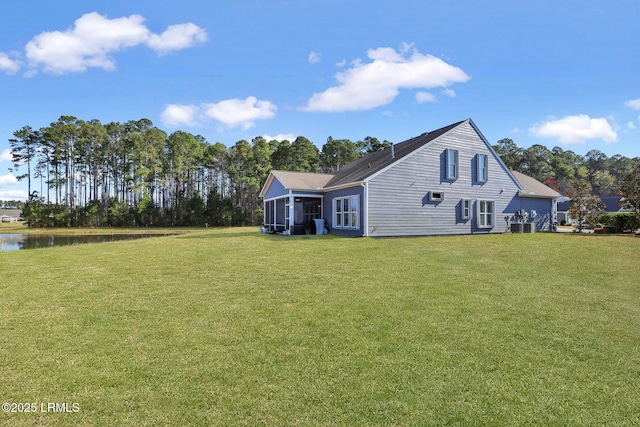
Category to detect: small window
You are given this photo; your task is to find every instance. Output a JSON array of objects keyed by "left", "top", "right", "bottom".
[
  {"left": 477, "top": 154, "right": 488, "bottom": 182},
  {"left": 445, "top": 149, "right": 458, "bottom": 180},
  {"left": 430, "top": 191, "right": 444, "bottom": 202},
  {"left": 477, "top": 200, "right": 495, "bottom": 228},
  {"left": 461, "top": 199, "right": 471, "bottom": 220}
]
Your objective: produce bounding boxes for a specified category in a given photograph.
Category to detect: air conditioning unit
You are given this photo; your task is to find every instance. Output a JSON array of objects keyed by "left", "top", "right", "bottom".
[
  {"left": 511, "top": 222, "right": 535, "bottom": 233},
  {"left": 511, "top": 223, "right": 524, "bottom": 233}
]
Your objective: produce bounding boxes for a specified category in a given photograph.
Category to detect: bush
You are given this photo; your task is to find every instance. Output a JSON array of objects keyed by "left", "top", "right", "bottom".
[{"left": 595, "top": 212, "right": 640, "bottom": 233}]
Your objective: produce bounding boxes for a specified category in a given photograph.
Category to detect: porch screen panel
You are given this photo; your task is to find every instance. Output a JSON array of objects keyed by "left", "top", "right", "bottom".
[{"left": 275, "top": 199, "right": 286, "bottom": 226}]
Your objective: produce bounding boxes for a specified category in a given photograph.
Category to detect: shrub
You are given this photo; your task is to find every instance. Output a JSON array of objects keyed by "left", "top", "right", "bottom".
[{"left": 595, "top": 212, "right": 639, "bottom": 232}]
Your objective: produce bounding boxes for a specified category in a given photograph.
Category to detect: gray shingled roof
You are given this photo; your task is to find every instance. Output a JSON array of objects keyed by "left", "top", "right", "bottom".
[
  {"left": 511, "top": 170, "right": 561, "bottom": 198},
  {"left": 0, "top": 208, "right": 21, "bottom": 218},
  {"left": 325, "top": 120, "right": 465, "bottom": 188},
  {"left": 270, "top": 170, "right": 334, "bottom": 190},
  {"left": 263, "top": 119, "right": 559, "bottom": 202}
]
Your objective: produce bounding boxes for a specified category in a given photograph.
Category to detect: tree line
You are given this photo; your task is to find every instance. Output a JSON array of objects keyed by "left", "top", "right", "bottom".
[
  {"left": 9, "top": 117, "right": 640, "bottom": 229},
  {"left": 492, "top": 139, "right": 640, "bottom": 230},
  {"left": 492, "top": 138, "right": 639, "bottom": 197},
  {"left": 9, "top": 116, "right": 390, "bottom": 227}
]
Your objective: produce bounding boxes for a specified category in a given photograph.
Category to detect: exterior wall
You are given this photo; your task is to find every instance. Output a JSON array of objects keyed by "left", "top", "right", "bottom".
[
  {"left": 323, "top": 185, "right": 365, "bottom": 236},
  {"left": 507, "top": 197, "right": 555, "bottom": 231},
  {"left": 366, "top": 122, "right": 522, "bottom": 237},
  {"left": 263, "top": 177, "right": 287, "bottom": 200}
]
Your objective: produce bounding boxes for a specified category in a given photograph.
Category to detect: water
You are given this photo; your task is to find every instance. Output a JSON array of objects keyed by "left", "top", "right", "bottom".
[{"left": 0, "top": 233, "right": 167, "bottom": 251}]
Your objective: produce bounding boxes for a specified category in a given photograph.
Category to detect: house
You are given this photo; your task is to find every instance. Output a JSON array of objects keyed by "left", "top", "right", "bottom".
[
  {"left": 557, "top": 196, "right": 628, "bottom": 226},
  {"left": 260, "top": 119, "right": 560, "bottom": 237},
  {"left": 0, "top": 208, "right": 22, "bottom": 223}
]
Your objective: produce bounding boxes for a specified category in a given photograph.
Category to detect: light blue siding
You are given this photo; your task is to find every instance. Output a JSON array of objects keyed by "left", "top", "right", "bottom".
[
  {"left": 508, "top": 197, "right": 555, "bottom": 231},
  {"left": 323, "top": 185, "right": 365, "bottom": 236},
  {"left": 366, "top": 121, "right": 522, "bottom": 237},
  {"left": 263, "top": 177, "right": 287, "bottom": 200}
]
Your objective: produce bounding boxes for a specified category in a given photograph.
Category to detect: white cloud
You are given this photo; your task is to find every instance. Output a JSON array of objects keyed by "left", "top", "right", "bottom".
[
  {"left": 0, "top": 190, "right": 28, "bottom": 201},
  {"left": 416, "top": 91, "right": 437, "bottom": 103},
  {"left": 0, "top": 149, "right": 12, "bottom": 163},
  {"left": 627, "top": 121, "right": 636, "bottom": 130},
  {"left": 262, "top": 133, "right": 296, "bottom": 142},
  {"left": 0, "top": 173, "right": 18, "bottom": 187},
  {"left": 0, "top": 52, "right": 20, "bottom": 75},
  {"left": 336, "top": 59, "right": 346, "bottom": 67},
  {"left": 308, "top": 51, "right": 321, "bottom": 64},
  {"left": 161, "top": 104, "right": 200, "bottom": 127},
  {"left": 442, "top": 88, "right": 456, "bottom": 98},
  {"left": 162, "top": 97, "right": 277, "bottom": 130},
  {"left": 529, "top": 115, "right": 618, "bottom": 144},
  {"left": 147, "top": 23, "right": 208, "bottom": 55},
  {"left": 24, "top": 12, "right": 207, "bottom": 74},
  {"left": 625, "top": 98, "right": 640, "bottom": 110},
  {"left": 202, "top": 97, "right": 277, "bottom": 130},
  {"left": 302, "top": 44, "right": 470, "bottom": 112}
]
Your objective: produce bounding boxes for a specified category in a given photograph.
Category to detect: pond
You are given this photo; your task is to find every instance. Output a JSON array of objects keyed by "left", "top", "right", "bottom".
[{"left": 0, "top": 233, "right": 168, "bottom": 251}]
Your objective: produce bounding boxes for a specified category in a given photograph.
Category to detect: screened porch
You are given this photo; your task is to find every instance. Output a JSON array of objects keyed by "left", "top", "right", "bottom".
[{"left": 263, "top": 195, "right": 324, "bottom": 235}]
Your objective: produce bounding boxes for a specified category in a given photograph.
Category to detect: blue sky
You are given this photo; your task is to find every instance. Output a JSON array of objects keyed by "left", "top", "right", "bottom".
[{"left": 1, "top": 0, "right": 639, "bottom": 200}]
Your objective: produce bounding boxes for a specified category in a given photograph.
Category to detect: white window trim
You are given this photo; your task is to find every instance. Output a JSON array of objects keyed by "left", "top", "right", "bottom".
[
  {"left": 333, "top": 195, "right": 359, "bottom": 229},
  {"left": 461, "top": 199, "right": 471, "bottom": 220},
  {"left": 477, "top": 154, "right": 488, "bottom": 183},
  {"left": 477, "top": 200, "right": 495, "bottom": 228},
  {"left": 445, "top": 149, "right": 458, "bottom": 180}
]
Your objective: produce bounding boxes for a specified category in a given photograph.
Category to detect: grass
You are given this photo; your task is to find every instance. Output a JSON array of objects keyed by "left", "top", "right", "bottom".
[{"left": 1, "top": 228, "right": 639, "bottom": 426}]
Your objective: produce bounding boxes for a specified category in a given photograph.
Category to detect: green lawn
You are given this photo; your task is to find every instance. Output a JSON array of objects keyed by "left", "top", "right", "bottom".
[{"left": 1, "top": 228, "right": 639, "bottom": 426}]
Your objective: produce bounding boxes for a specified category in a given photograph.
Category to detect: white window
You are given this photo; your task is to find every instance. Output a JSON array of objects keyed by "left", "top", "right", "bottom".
[
  {"left": 461, "top": 199, "right": 471, "bottom": 220},
  {"left": 430, "top": 191, "right": 444, "bottom": 202},
  {"left": 446, "top": 149, "right": 458, "bottom": 180},
  {"left": 477, "top": 200, "right": 495, "bottom": 228},
  {"left": 477, "top": 154, "right": 488, "bottom": 182},
  {"left": 333, "top": 196, "right": 359, "bottom": 229}
]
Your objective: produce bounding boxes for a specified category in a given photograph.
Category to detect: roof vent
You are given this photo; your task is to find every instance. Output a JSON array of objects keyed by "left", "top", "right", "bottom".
[{"left": 390, "top": 143, "right": 395, "bottom": 159}]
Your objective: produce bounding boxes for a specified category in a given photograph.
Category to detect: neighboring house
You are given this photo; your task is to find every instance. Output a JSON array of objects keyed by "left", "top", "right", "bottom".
[
  {"left": 259, "top": 119, "right": 560, "bottom": 237},
  {"left": 0, "top": 208, "right": 22, "bottom": 223},
  {"left": 557, "top": 196, "right": 628, "bottom": 225}
]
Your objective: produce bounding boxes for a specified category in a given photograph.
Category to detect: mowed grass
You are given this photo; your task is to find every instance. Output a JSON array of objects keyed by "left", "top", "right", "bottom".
[{"left": 1, "top": 228, "right": 639, "bottom": 426}]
